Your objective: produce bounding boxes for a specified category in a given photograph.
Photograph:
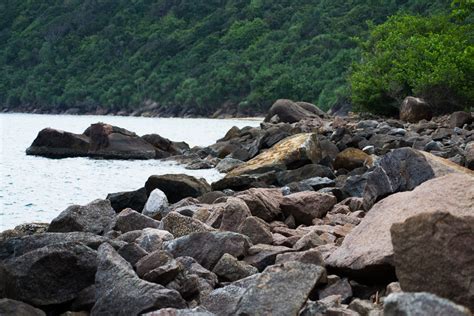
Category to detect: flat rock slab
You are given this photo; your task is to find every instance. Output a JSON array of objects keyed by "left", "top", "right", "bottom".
[{"left": 327, "top": 173, "right": 474, "bottom": 282}]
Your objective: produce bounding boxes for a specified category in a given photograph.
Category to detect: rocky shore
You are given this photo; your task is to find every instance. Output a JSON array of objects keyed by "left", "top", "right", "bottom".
[{"left": 1, "top": 98, "right": 473, "bottom": 315}]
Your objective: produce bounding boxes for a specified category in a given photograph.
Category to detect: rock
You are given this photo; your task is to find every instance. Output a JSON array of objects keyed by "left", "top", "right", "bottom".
[
  {"left": 466, "top": 142, "right": 474, "bottom": 170},
  {"left": 327, "top": 174, "right": 474, "bottom": 281},
  {"left": 91, "top": 243, "right": 185, "bottom": 315},
  {"left": 280, "top": 192, "right": 337, "bottom": 225},
  {"left": 117, "top": 242, "right": 148, "bottom": 267},
  {"left": 293, "top": 230, "right": 325, "bottom": 251},
  {"left": 383, "top": 292, "right": 471, "bottom": 316},
  {"left": 202, "top": 280, "right": 254, "bottom": 316},
  {"left": 234, "top": 188, "right": 284, "bottom": 222},
  {"left": 264, "top": 99, "right": 320, "bottom": 123},
  {"left": 48, "top": 199, "right": 115, "bottom": 234},
  {"left": 296, "top": 101, "right": 328, "bottom": 118},
  {"left": 135, "top": 228, "right": 174, "bottom": 253},
  {"left": 26, "top": 128, "right": 90, "bottom": 158},
  {"left": 143, "top": 189, "right": 169, "bottom": 219},
  {"left": 301, "top": 177, "right": 336, "bottom": 191},
  {"left": 145, "top": 174, "right": 211, "bottom": 203},
  {"left": 163, "top": 232, "right": 251, "bottom": 270},
  {"left": 348, "top": 299, "right": 379, "bottom": 316},
  {"left": 106, "top": 187, "right": 148, "bottom": 213},
  {"left": 1, "top": 242, "right": 97, "bottom": 306},
  {"left": 212, "top": 253, "right": 258, "bottom": 282},
  {"left": 87, "top": 123, "right": 156, "bottom": 159},
  {"left": 136, "top": 250, "right": 182, "bottom": 285},
  {"left": 0, "top": 223, "right": 49, "bottom": 242},
  {"left": 449, "top": 111, "right": 473, "bottom": 128},
  {"left": 275, "top": 249, "right": 324, "bottom": 266},
  {"left": 239, "top": 216, "right": 273, "bottom": 245},
  {"left": 318, "top": 278, "right": 353, "bottom": 304},
  {"left": 0, "top": 231, "right": 124, "bottom": 260},
  {"left": 0, "top": 298, "right": 46, "bottom": 316},
  {"left": 161, "top": 212, "right": 214, "bottom": 238},
  {"left": 219, "top": 198, "right": 251, "bottom": 232},
  {"left": 142, "top": 133, "right": 189, "bottom": 157},
  {"left": 386, "top": 282, "right": 402, "bottom": 295},
  {"left": 216, "top": 158, "right": 243, "bottom": 173},
  {"left": 108, "top": 208, "right": 160, "bottom": 233},
  {"left": 399, "top": 96, "right": 433, "bottom": 123},
  {"left": 143, "top": 307, "right": 215, "bottom": 316},
  {"left": 243, "top": 244, "right": 294, "bottom": 271},
  {"left": 419, "top": 150, "right": 474, "bottom": 177},
  {"left": 391, "top": 212, "right": 474, "bottom": 310},
  {"left": 276, "top": 164, "right": 335, "bottom": 185},
  {"left": 333, "top": 148, "right": 373, "bottom": 171},
  {"left": 234, "top": 261, "right": 326, "bottom": 315},
  {"left": 227, "top": 133, "right": 321, "bottom": 177}
]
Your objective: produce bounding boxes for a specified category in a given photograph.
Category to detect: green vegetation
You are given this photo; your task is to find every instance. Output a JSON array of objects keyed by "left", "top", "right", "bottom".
[
  {"left": 0, "top": 0, "right": 452, "bottom": 115},
  {"left": 350, "top": 2, "right": 474, "bottom": 115}
]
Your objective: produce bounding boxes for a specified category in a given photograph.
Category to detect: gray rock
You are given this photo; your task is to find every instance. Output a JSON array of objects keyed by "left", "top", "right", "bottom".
[
  {"left": 264, "top": 99, "right": 320, "bottom": 123},
  {"left": 117, "top": 242, "right": 148, "bottom": 267},
  {"left": 143, "top": 189, "right": 169, "bottom": 219},
  {"left": 91, "top": 243, "right": 185, "bottom": 316},
  {"left": 276, "top": 164, "right": 335, "bottom": 186},
  {"left": 202, "top": 284, "right": 248, "bottom": 316},
  {"left": 212, "top": 253, "right": 258, "bottom": 282},
  {"left": 244, "top": 244, "right": 294, "bottom": 271},
  {"left": 161, "top": 212, "right": 214, "bottom": 238},
  {"left": 450, "top": 111, "right": 473, "bottom": 128},
  {"left": 106, "top": 187, "right": 148, "bottom": 213},
  {"left": 163, "top": 232, "right": 251, "bottom": 270},
  {"left": 108, "top": 208, "right": 160, "bottom": 233},
  {"left": 143, "top": 307, "right": 215, "bottom": 316},
  {"left": 216, "top": 158, "right": 244, "bottom": 173},
  {"left": 26, "top": 127, "right": 90, "bottom": 158},
  {"left": 234, "top": 261, "right": 326, "bottom": 315},
  {"left": 0, "top": 298, "right": 46, "bottom": 316},
  {"left": 280, "top": 192, "right": 337, "bottom": 225},
  {"left": 293, "top": 230, "right": 325, "bottom": 251},
  {"left": 234, "top": 188, "right": 284, "bottom": 222},
  {"left": 318, "top": 278, "right": 353, "bottom": 304},
  {"left": 275, "top": 249, "right": 324, "bottom": 266},
  {"left": 136, "top": 228, "right": 174, "bottom": 253},
  {"left": 399, "top": 96, "right": 432, "bottom": 123},
  {"left": 219, "top": 198, "right": 251, "bottom": 232},
  {"left": 136, "top": 250, "right": 183, "bottom": 285},
  {"left": 391, "top": 212, "right": 474, "bottom": 310},
  {"left": 239, "top": 216, "right": 273, "bottom": 245},
  {"left": 145, "top": 174, "right": 211, "bottom": 203},
  {"left": 300, "top": 177, "right": 336, "bottom": 191},
  {"left": 1, "top": 242, "right": 97, "bottom": 306},
  {"left": 384, "top": 292, "right": 471, "bottom": 316},
  {"left": 48, "top": 199, "right": 115, "bottom": 234}
]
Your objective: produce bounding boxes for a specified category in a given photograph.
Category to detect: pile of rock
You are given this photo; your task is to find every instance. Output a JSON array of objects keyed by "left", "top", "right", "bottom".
[{"left": 5, "top": 98, "right": 473, "bottom": 315}]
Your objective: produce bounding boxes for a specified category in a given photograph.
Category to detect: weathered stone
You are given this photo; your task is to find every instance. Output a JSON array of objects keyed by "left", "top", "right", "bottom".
[
  {"left": 466, "top": 141, "right": 474, "bottom": 170},
  {"left": 276, "top": 164, "right": 335, "bottom": 185},
  {"left": 383, "top": 292, "right": 471, "bottom": 316},
  {"left": 234, "top": 261, "right": 326, "bottom": 315},
  {"left": 234, "top": 188, "right": 283, "bottom": 222},
  {"left": 48, "top": 199, "right": 115, "bottom": 234},
  {"left": 108, "top": 208, "right": 160, "bottom": 233},
  {"left": 0, "top": 299, "right": 46, "bottom": 316},
  {"left": 275, "top": 248, "right": 325, "bottom": 266},
  {"left": 318, "top": 278, "right": 353, "bottom": 304},
  {"left": 334, "top": 148, "right": 373, "bottom": 171},
  {"left": 280, "top": 192, "right": 337, "bottom": 225},
  {"left": 0, "top": 223, "right": 49, "bottom": 243},
  {"left": 450, "top": 111, "right": 473, "bottom": 128},
  {"left": 0, "top": 232, "right": 124, "bottom": 260},
  {"left": 239, "top": 216, "right": 273, "bottom": 245},
  {"left": 216, "top": 158, "right": 244, "bottom": 173},
  {"left": 1, "top": 242, "right": 97, "bottom": 306},
  {"left": 136, "top": 250, "right": 182, "bottom": 285},
  {"left": 26, "top": 128, "right": 90, "bottom": 158},
  {"left": 293, "top": 229, "right": 326, "bottom": 251},
  {"left": 264, "top": 99, "right": 319, "bottom": 123},
  {"left": 227, "top": 133, "right": 321, "bottom": 177},
  {"left": 219, "top": 198, "right": 251, "bottom": 232},
  {"left": 161, "top": 212, "right": 214, "bottom": 238},
  {"left": 347, "top": 299, "right": 378, "bottom": 316},
  {"left": 399, "top": 96, "right": 432, "bottom": 123},
  {"left": 212, "top": 253, "right": 258, "bottom": 282},
  {"left": 106, "top": 187, "right": 148, "bottom": 213},
  {"left": 391, "top": 212, "right": 474, "bottom": 310},
  {"left": 163, "top": 232, "right": 251, "bottom": 270},
  {"left": 135, "top": 228, "right": 174, "bottom": 253},
  {"left": 145, "top": 174, "right": 211, "bottom": 203},
  {"left": 143, "top": 189, "right": 169, "bottom": 219},
  {"left": 143, "top": 307, "right": 215, "bottom": 316},
  {"left": 91, "top": 243, "right": 185, "bottom": 315},
  {"left": 244, "top": 244, "right": 294, "bottom": 271},
  {"left": 327, "top": 174, "right": 474, "bottom": 281}
]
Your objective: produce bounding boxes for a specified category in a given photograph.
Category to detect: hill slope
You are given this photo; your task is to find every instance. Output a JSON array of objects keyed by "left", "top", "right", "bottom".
[{"left": 0, "top": 0, "right": 450, "bottom": 115}]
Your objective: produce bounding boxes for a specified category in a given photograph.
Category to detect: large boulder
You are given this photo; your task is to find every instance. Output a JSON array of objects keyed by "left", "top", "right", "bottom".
[
  {"left": 87, "top": 123, "right": 156, "bottom": 159},
  {"left": 26, "top": 128, "right": 90, "bottom": 158},
  {"left": 48, "top": 199, "right": 115, "bottom": 234},
  {"left": 0, "top": 299, "right": 46, "bottom": 316},
  {"left": 399, "top": 96, "right": 433, "bottom": 123},
  {"left": 449, "top": 111, "right": 473, "bottom": 128},
  {"left": 227, "top": 133, "right": 321, "bottom": 177},
  {"left": 145, "top": 174, "right": 211, "bottom": 203},
  {"left": 108, "top": 208, "right": 160, "bottom": 233},
  {"left": 234, "top": 188, "right": 284, "bottom": 222},
  {"left": 163, "top": 232, "right": 251, "bottom": 270},
  {"left": 143, "top": 189, "right": 169, "bottom": 218},
  {"left": 296, "top": 101, "right": 328, "bottom": 118},
  {"left": 391, "top": 212, "right": 474, "bottom": 310},
  {"left": 1, "top": 242, "right": 97, "bottom": 306},
  {"left": 233, "top": 261, "right": 327, "bottom": 315},
  {"left": 106, "top": 187, "right": 148, "bottom": 213},
  {"left": 264, "top": 99, "right": 319, "bottom": 123},
  {"left": 327, "top": 173, "right": 474, "bottom": 281},
  {"left": 91, "top": 243, "right": 186, "bottom": 315},
  {"left": 384, "top": 292, "right": 471, "bottom": 316}
]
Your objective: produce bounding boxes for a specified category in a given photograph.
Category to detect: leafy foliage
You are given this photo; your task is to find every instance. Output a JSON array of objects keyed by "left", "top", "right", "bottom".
[
  {"left": 350, "top": 5, "right": 473, "bottom": 115},
  {"left": 0, "top": 0, "right": 451, "bottom": 114}
]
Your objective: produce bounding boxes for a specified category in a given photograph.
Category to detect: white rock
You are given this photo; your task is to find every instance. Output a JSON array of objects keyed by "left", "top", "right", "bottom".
[{"left": 142, "top": 189, "right": 169, "bottom": 218}]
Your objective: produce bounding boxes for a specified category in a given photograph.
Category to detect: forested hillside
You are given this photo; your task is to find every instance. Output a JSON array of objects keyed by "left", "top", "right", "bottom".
[{"left": 0, "top": 0, "right": 452, "bottom": 115}]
